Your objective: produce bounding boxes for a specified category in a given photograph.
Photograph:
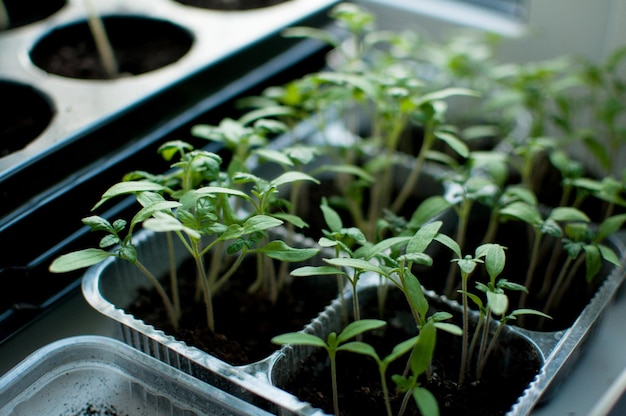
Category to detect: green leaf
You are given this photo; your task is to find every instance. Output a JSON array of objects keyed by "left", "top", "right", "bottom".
[
  {"left": 385, "top": 336, "right": 418, "bottom": 364},
  {"left": 49, "top": 249, "right": 114, "bottom": 273},
  {"left": 313, "top": 164, "right": 374, "bottom": 183},
  {"left": 337, "top": 319, "right": 386, "bottom": 344},
  {"left": 597, "top": 214, "right": 626, "bottom": 242},
  {"left": 599, "top": 244, "right": 622, "bottom": 267},
  {"left": 324, "top": 257, "right": 386, "bottom": 275},
  {"left": 433, "top": 322, "right": 462, "bottom": 336},
  {"left": 131, "top": 201, "right": 181, "bottom": 228},
  {"left": 271, "top": 212, "right": 308, "bottom": 229},
  {"left": 417, "top": 87, "right": 479, "bottom": 105},
  {"left": 487, "top": 291, "right": 509, "bottom": 316},
  {"left": 478, "top": 244, "right": 506, "bottom": 282},
  {"left": 282, "top": 26, "right": 341, "bottom": 48},
  {"left": 338, "top": 341, "right": 380, "bottom": 360},
  {"left": 259, "top": 241, "right": 320, "bottom": 262},
  {"left": 499, "top": 201, "right": 542, "bottom": 225},
  {"left": 549, "top": 207, "right": 590, "bottom": 223},
  {"left": 290, "top": 265, "right": 346, "bottom": 277},
  {"left": 413, "top": 387, "right": 440, "bottom": 416},
  {"left": 407, "top": 197, "right": 451, "bottom": 229},
  {"left": 407, "top": 221, "right": 442, "bottom": 254},
  {"left": 435, "top": 131, "right": 469, "bottom": 158},
  {"left": 360, "top": 236, "right": 411, "bottom": 260},
  {"left": 271, "top": 171, "right": 320, "bottom": 188},
  {"left": 81, "top": 215, "right": 115, "bottom": 233},
  {"left": 99, "top": 234, "right": 120, "bottom": 248},
  {"left": 403, "top": 271, "right": 429, "bottom": 320},
  {"left": 254, "top": 148, "right": 294, "bottom": 167},
  {"left": 93, "top": 181, "right": 169, "bottom": 210},
  {"left": 510, "top": 309, "right": 552, "bottom": 319},
  {"left": 398, "top": 252, "right": 433, "bottom": 266},
  {"left": 271, "top": 332, "right": 327, "bottom": 348},
  {"left": 143, "top": 213, "right": 201, "bottom": 240},
  {"left": 320, "top": 201, "right": 343, "bottom": 233},
  {"left": 584, "top": 244, "right": 602, "bottom": 282},
  {"left": 410, "top": 321, "right": 436, "bottom": 376},
  {"left": 434, "top": 233, "right": 462, "bottom": 258},
  {"left": 241, "top": 215, "right": 283, "bottom": 234}
]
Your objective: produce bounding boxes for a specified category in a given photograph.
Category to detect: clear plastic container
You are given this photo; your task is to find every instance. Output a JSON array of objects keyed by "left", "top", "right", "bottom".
[{"left": 0, "top": 335, "right": 273, "bottom": 416}]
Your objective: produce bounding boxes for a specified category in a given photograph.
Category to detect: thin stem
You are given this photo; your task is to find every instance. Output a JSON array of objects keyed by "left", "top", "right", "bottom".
[
  {"left": 518, "top": 231, "right": 541, "bottom": 309},
  {"left": 391, "top": 120, "right": 435, "bottom": 214},
  {"left": 475, "top": 312, "right": 492, "bottom": 377},
  {"left": 330, "top": 350, "right": 340, "bottom": 416},
  {"left": 458, "top": 272, "right": 469, "bottom": 386},
  {"left": 476, "top": 321, "right": 505, "bottom": 380},
  {"left": 444, "top": 201, "right": 471, "bottom": 297},
  {"left": 212, "top": 252, "right": 245, "bottom": 294},
  {"left": 134, "top": 260, "right": 179, "bottom": 329},
  {"left": 165, "top": 232, "right": 180, "bottom": 319},
  {"left": 544, "top": 254, "right": 585, "bottom": 315},
  {"left": 397, "top": 388, "right": 413, "bottom": 416},
  {"left": 83, "top": 0, "right": 118, "bottom": 78},
  {"left": 193, "top": 241, "right": 215, "bottom": 332},
  {"left": 481, "top": 209, "right": 500, "bottom": 245},
  {"left": 379, "top": 368, "right": 393, "bottom": 416}
]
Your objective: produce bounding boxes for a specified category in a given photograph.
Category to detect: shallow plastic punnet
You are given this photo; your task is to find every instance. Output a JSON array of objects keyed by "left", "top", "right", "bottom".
[
  {"left": 0, "top": 335, "right": 273, "bottom": 416},
  {"left": 82, "top": 227, "right": 334, "bottom": 416}
]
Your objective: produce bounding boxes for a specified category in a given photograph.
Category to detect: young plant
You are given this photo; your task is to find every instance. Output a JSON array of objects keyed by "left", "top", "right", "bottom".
[
  {"left": 463, "top": 244, "right": 551, "bottom": 380},
  {"left": 391, "top": 320, "right": 440, "bottom": 416},
  {"left": 497, "top": 201, "right": 591, "bottom": 309},
  {"left": 271, "top": 319, "right": 387, "bottom": 416},
  {"left": 542, "top": 213, "right": 626, "bottom": 316}
]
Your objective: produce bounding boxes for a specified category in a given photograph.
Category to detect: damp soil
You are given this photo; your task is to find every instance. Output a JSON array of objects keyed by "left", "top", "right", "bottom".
[
  {"left": 0, "top": 81, "right": 54, "bottom": 156},
  {"left": 0, "top": 0, "right": 66, "bottom": 31},
  {"left": 125, "top": 257, "right": 337, "bottom": 365},
  {"left": 69, "top": 403, "right": 127, "bottom": 416},
  {"left": 30, "top": 16, "right": 192, "bottom": 79},
  {"left": 280, "top": 287, "right": 542, "bottom": 416}
]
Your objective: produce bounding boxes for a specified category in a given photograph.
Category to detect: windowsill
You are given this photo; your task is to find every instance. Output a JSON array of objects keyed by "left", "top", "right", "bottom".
[{"left": 359, "top": 0, "right": 527, "bottom": 37}]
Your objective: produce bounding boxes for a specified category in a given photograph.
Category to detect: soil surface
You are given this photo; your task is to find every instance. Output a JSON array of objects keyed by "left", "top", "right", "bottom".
[
  {"left": 30, "top": 16, "right": 192, "bottom": 79},
  {"left": 280, "top": 287, "right": 542, "bottom": 416},
  {"left": 0, "top": 0, "right": 66, "bottom": 31},
  {"left": 0, "top": 81, "right": 54, "bottom": 156},
  {"left": 125, "top": 257, "right": 338, "bottom": 365}
]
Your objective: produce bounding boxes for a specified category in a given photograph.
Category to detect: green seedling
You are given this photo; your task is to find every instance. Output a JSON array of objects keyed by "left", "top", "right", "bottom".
[
  {"left": 542, "top": 213, "right": 626, "bottom": 317},
  {"left": 498, "top": 201, "right": 590, "bottom": 309},
  {"left": 462, "top": 244, "right": 551, "bottom": 380},
  {"left": 392, "top": 320, "right": 440, "bottom": 416},
  {"left": 441, "top": 170, "right": 500, "bottom": 297},
  {"left": 272, "top": 319, "right": 387, "bottom": 416}
]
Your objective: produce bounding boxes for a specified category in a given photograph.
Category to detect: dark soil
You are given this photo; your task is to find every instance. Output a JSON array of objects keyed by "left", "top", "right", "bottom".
[
  {"left": 125, "top": 257, "right": 338, "bottom": 365},
  {"left": 280, "top": 287, "right": 542, "bottom": 416},
  {"left": 30, "top": 16, "right": 192, "bottom": 79},
  {"left": 0, "top": 0, "right": 66, "bottom": 31},
  {"left": 173, "top": 0, "right": 289, "bottom": 11},
  {"left": 0, "top": 81, "right": 55, "bottom": 156},
  {"left": 70, "top": 403, "right": 127, "bottom": 416}
]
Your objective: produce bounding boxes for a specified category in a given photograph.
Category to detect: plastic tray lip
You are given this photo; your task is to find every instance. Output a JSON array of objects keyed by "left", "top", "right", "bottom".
[{"left": 0, "top": 335, "right": 275, "bottom": 416}]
